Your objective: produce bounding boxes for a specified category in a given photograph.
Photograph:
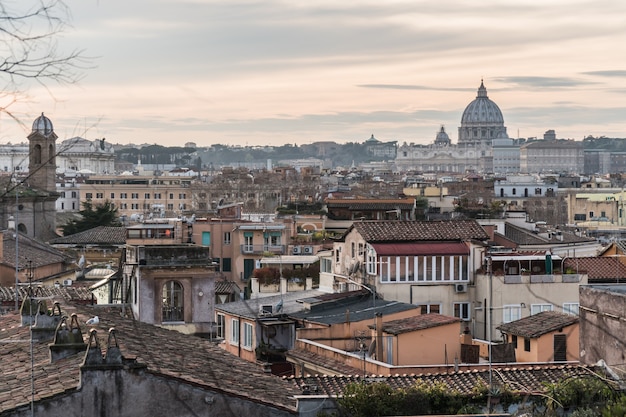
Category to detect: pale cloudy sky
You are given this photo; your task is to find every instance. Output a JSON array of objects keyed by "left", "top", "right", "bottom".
[{"left": 2, "top": 0, "right": 626, "bottom": 147}]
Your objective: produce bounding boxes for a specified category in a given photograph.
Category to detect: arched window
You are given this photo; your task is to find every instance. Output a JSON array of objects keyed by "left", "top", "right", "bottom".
[
  {"left": 162, "top": 281, "right": 183, "bottom": 322},
  {"left": 33, "top": 144, "right": 42, "bottom": 164}
]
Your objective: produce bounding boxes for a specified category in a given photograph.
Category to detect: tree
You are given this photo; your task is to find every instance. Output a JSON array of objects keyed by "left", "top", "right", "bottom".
[
  {"left": 61, "top": 200, "right": 121, "bottom": 236},
  {"left": 0, "top": 0, "right": 87, "bottom": 124}
]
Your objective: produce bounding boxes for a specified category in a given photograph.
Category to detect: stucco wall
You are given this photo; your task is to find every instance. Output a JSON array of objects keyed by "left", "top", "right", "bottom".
[{"left": 580, "top": 285, "right": 626, "bottom": 367}]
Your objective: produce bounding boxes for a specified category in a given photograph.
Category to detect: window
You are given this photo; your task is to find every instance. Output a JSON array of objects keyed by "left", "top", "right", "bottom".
[
  {"left": 60, "top": 192, "right": 66, "bottom": 198},
  {"left": 366, "top": 247, "right": 377, "bottom": 275},
  {"left": 120, "top": 193, "right": 127, "bottom": 199},
  {"left": 110, "top": 192, "right": 115, "bottom": 199},
  {"left": 453, "top": 302, "right": 471, "bottom": 321},
  {"left": 231, "top": 319, "right": 240, "bottom": 344},
  {"left": 131, "top": 193, "right": 138, "bottom": 199},
  {"left": 417, "top": 303, "right": 441, "bottom": 314},
  {"left": 335, "top": 247, "right": 341, "bottom": 263},
  {"left": 96, "top": 193, "right": 103, "bottom": 199},
  {"left": 162, "top": 281, "right": 183, "bottom": 322},
  {"left": 503, "top": 305, "right": 521, "bottom": 323},
  {"left": 531, "top": 304, "right": 553, "bottom": 315},
  {"left": 224, "top": 231, "right": 231, "bottom": 245},
  {"left": 351, "top": 242, "right": 356, "bottom": 258},
  {"left": 131, "top": 203, "right": 139, "bottom": 210},
  {"left": 243, "top": 322, "right": 253, "bottom": 349},
  {"left": 85, "top": 192, "right": 93, "bottom": 199},
  {"left": 216, "top": 314, "right": 225, "bottom": 339},
  {"left": 179, "top": 193, "right": 186, "bottom": 199},
  {"left": 563, "top": 303, "right": 579, "bottom": 315},
  {"left": 524, "top": 337, "right": 531, "bottom": 352},
  {"left": 222, "top": 258, "right": 232, "bottom": 272},
  {"left": 511, "top": 335, "right": 518, "bottom": 348},
  {"left": 169, "top": 193, "right": 174, "bottom": 199},
  {"left": 71, "top": 191, "right": 77, "bottom": 198},
  {"left": 145, "top": 193, "right": 150, "bottom": 199},
  {"left": 202, "top": 231, "right": 211, "bottom": 245},
  {"left": 154, "top": 193, "right": 161, "bottom": 199}
]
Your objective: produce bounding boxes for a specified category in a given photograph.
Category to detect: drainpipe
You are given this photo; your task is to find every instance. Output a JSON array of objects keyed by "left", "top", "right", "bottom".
[{"left": 375, "top": 312, "right": 383, "bottom": 361}]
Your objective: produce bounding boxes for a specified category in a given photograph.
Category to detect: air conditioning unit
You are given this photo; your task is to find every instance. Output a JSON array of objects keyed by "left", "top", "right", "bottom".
[
  {"left": 455, "top": 283, "right": 468, "bottom": 293},
  {"left": 292, "top": 246, "right": 301, "bottom": 255},
  {"left": 259, "top": 305, "right": 273, "bottom": 315},
  {"left": 63, "top": 279, "right": 73, "bottom": 286},
  {"left": 303, "top": 246, "right": 313, "bottom": 254},
  {"left": 338, "top": 282, "right": 347, "bottom": 292}
]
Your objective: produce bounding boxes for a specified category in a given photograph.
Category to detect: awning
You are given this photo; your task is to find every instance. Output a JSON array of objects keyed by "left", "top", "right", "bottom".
[{"left": 371, "top": 242, "right": 469, "bottom": 256}]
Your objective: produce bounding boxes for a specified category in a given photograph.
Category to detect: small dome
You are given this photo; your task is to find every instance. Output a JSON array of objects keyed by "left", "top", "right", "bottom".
[
  {"left": 434, "top": 126, "right": 451, "bottom": 146},
  {"left": 32, "top": 112, "right": 54, "bottom": 136},
  {"left": 460, "top": 81, "right": 504, "bottom": 125}
]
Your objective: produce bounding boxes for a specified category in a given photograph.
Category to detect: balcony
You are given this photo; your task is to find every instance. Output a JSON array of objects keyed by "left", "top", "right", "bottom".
[{"left": 240, "top": 244, "right": 286, "bottom": 255}]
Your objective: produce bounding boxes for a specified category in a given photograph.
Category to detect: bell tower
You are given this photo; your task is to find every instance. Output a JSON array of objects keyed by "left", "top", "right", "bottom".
[{"left": 27, "top": 113, "right": 57, "bottom": 192}]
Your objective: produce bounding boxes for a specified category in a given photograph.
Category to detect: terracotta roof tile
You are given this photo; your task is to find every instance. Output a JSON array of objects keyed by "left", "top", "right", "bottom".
[
  {"left": 0, "top": 300, "right": 299, "bottom": 413},
  {"left": 2, "top": 231, "right": 71, "bottom": 269},
  {"left": 48, "top": 226, "right": 126, "bottom": 245},
  {"left": 496, "top": 311, "right": 578, "bottom": 338},
  {"left": 351, "top": 220, "right": 489, "bottom": 242},
  {"left": 373, "top": 314, "right": 461, "bottom": 335},
  {"left": 564, "top": 257, "right": 626, "bottom": 282},
  {"left": 285, "top": 364, "right": 600, "bottom": 397}
]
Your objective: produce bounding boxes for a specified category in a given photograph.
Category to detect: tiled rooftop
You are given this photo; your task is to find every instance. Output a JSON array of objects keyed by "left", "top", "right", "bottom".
[
  {"left": 0, "top": 285, "right": 93, "bottom": 303},
  {"left": 564, "top": 257, "right": 626, "bottom": 282},
  {"left": 285, "top": 364, "right": 600, "bottom": 397},
  {"left": 2, "top": 231, "right": 71, "bottom": 269},
  {"left": 351, "top": 220, "right": 489, "bottom": 242},
  {"left": 48, "top": 226, "right": 127, "bottom": 245},
  {"left": 496, "top": 311, "right": 579, "bottom": 338},
  {"left": 0, "top": 300, "right": 300, "bottom": 413},
  {"left": 372, "top": 314, "right": 461, "bottom": 335}
]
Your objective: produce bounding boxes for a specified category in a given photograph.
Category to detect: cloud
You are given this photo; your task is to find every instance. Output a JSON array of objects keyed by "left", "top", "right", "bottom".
[
  {"left": 582, "top": 70, "right": 626, "bottom": 78},
  {"left": 494, "top": 77, "right": 595, "bottom": 89}
]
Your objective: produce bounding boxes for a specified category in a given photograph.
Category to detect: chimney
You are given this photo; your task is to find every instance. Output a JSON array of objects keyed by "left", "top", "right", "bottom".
[
  {"left": 20, "top": 288, "right": 45, "bottom": 326},
  {"left": 82, "top": 328, "right": 124, "bottom": 368},
  {"left": 31, "top": 301, "right": 63, "bottom": 342},
  {"left": 49, "top": 314, "right": 87, "bottom": 362}
]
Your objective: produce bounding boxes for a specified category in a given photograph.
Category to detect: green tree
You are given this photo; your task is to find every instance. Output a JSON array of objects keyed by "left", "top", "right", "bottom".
[{"left": 61, "top": 200, "right": 121, "bottom": 236}]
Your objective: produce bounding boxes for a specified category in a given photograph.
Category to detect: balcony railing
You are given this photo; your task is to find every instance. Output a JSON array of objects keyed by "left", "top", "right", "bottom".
[{"left": 240, "top": 244, "right": 286, "bottom": 255}]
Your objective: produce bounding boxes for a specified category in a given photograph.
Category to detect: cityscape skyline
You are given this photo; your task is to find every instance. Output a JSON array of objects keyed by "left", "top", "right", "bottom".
[{"left": 1, "top": 0, "right": 626, "bottom": 147}]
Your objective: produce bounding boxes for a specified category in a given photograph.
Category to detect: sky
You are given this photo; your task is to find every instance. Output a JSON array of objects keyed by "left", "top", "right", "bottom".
[{"left": 2, "top": 0, "right": 626, "bottom": 147}]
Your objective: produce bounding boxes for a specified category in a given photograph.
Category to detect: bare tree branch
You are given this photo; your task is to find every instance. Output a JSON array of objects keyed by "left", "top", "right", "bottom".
[{"left": 0, "top": 0, "right": 91, "bottom": 117}]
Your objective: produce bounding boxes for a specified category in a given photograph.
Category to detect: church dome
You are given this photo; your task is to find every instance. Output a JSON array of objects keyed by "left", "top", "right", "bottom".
[
  {"left": 32, "top": 113, "right": 54, "bottom": 136},
  {"left": 434, "top": 126, "right": 451, "bottom": 146},
  {"left": 461, "top": 81, "right": 504, "bottom": 124},
  {"left": 458, "top": 80, "right": 508, "bottom": 145}
]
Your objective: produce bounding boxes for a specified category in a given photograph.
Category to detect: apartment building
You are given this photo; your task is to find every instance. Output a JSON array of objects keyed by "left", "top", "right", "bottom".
[{"left": 80, "top": 175, "right": 194, "bottom": 218}]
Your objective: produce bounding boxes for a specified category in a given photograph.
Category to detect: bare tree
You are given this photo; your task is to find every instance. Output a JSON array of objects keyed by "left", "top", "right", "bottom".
[{"left": 0, "top": 0, "right": 88, "bottom": 125}]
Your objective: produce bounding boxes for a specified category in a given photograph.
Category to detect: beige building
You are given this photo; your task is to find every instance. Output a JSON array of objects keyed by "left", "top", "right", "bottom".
[
  {"left": 520, "top": 139, "right": 584, "bottom": 174},
  {"left": 497, "top": 311, "right": 579, "bottom": 363},
  {"left": 80, "top": 174, "right": 194, "bottom": 218},
  {"left": 323, "top": 220, "right": 489, "bottom": 322}
]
